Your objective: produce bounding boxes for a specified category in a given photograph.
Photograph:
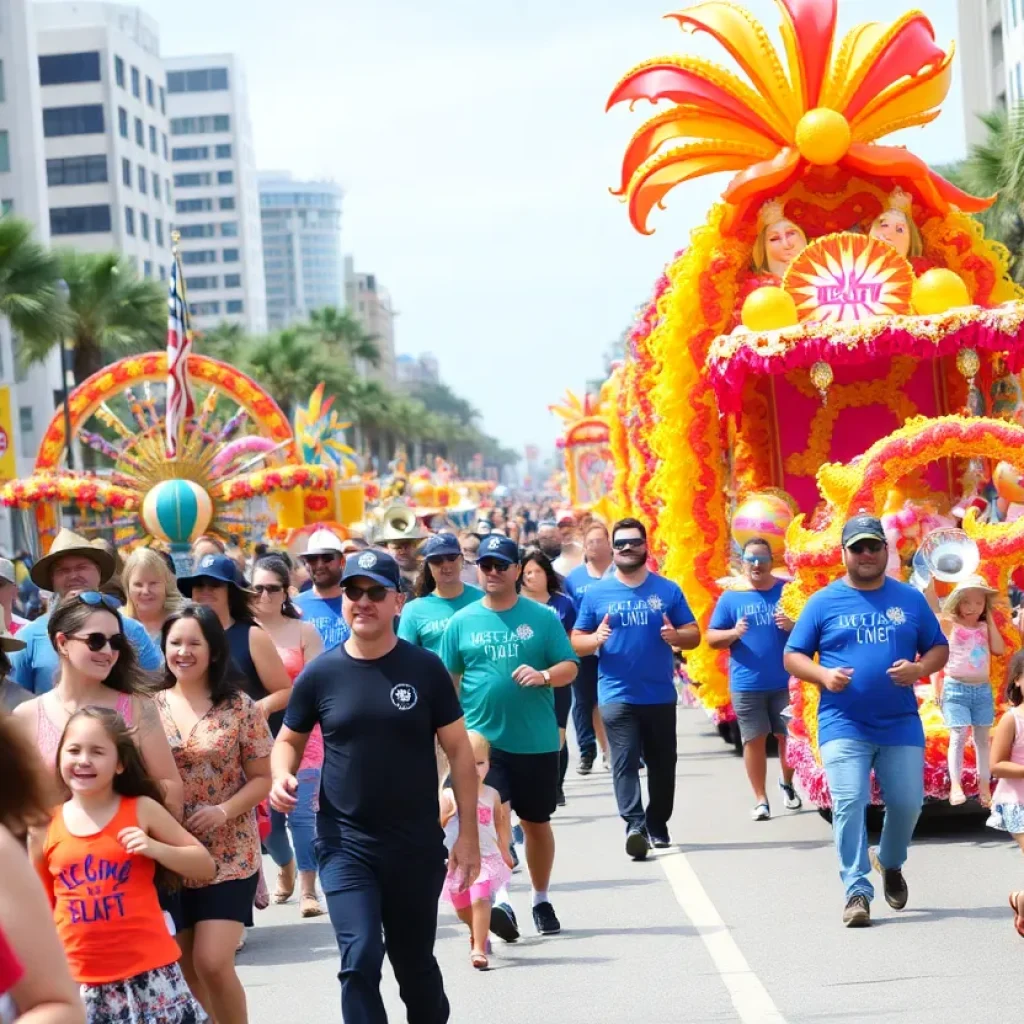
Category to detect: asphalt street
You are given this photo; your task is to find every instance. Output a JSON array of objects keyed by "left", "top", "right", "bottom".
[{"left": 239, "top": 706, "right": 1023, "bottom": 1023}]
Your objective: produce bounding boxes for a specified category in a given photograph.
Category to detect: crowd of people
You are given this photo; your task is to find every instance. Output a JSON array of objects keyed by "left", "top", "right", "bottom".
[{"left": 2, "top": 501, "right": 1024, "bottom": 1022}]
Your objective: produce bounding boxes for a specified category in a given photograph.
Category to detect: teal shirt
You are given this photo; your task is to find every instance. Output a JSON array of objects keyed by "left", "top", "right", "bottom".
[
  {"left": 397, "top": 585, "right": 483, "bottom": 656},
  {"left": 440, "top": 597, "right": 578, "bottom": 754}
]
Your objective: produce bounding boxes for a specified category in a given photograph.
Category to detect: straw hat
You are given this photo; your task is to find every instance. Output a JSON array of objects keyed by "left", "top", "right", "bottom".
[
  {"left": 30, "top": 529, "right": 115, "bottom": 591},
  {"left": 945, "top": 574, "right": 998, "bottom": 605}
]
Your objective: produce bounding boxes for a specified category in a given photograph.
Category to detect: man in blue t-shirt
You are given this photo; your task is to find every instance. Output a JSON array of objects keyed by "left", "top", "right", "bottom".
[
  {"left": 573, "top": 518, "right": 700, "bottom": 861},
  {"left": 708, "top": 537, "right": 801, "bottom": 821},
  {"left": 784, "top": 514, "right": 948, "bottom": 929},
  {"left": 292, "top": 529, "right": 351, "bottom": 651}
]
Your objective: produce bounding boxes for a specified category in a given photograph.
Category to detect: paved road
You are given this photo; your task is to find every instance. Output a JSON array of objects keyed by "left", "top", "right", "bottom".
[{"left": 239, "top": 706, "right": 1023, "bottom": 1023}]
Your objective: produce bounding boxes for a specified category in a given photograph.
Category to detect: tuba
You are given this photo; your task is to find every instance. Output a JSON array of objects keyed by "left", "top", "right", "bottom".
[{"left": 912, "top": 527, "right": 980, "bottom": 588}]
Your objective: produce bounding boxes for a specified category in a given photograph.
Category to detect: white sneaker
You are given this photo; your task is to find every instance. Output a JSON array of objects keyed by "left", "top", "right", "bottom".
[
  {"left": 778, "top": 778, "right": 802, "bottom": 810},
  {"left": 750, "top": 801, "right": 771, "bottom": 821}
]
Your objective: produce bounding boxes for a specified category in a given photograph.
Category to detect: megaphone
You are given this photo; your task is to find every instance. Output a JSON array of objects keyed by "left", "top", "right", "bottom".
[{"left": 917, "top": 527, "right": 980, "bottom": 584}]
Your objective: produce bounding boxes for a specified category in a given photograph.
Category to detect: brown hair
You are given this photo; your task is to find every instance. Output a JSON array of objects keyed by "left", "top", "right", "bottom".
[{"left": 0, "top": 714, "right": 51, "bottom": 832}]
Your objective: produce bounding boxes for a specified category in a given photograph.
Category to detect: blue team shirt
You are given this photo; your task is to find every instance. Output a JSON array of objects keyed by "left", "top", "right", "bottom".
[
  {"left": 293, "top": 591, "right": 351, "bottom": 651},
  {"left": 10, "top": 613, "right": 162, "bottom": 694},
  {"left": 576, "top": 572, "right": 695, "bottom": 705},
  {"left": 708, "top": 582, "right": 790, "bottom": 693},
  {"left": 546, "top": 592, "right": 577, "bottom": 634},
  {"left": 563, "top": 564, "right": 612, "bottom": 609},
  {"left": 785, "top": 577, "right": 946, "bottom": 748}
]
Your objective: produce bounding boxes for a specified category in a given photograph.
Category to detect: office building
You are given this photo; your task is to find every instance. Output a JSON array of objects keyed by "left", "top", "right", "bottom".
[
  {"left": 958, "top": 0, "right": 1021, "bottom": 147},
  {"left": 165, "top": 54, "right": 266, "bottom": 334},
  {"left": 344, "top": 255, "right": 397, "bottom": 385},
  {"left": 396, "top": 352, "right": 440, "bottom": 388},
  {"left": 259, "top": 172, "right": 342, "bottom": 329},
  {"left": 34, "top": 2, "right": 173, "bottom": 281},
  {"left": 0, "top": 0, "right": 65, "bottom": 515}
]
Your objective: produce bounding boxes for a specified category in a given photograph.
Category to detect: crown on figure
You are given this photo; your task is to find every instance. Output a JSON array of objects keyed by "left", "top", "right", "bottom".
[
  {"left": 885, "top": 187, "right": 914, "bottom": 217},
  {"left": 757, "top": 198, "right": 787, "bottom": 233}
]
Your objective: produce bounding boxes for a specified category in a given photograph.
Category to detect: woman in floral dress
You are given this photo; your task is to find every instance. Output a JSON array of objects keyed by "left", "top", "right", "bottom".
[{"left": 156, "top": 605, "right": 272, "bottom": 1024}]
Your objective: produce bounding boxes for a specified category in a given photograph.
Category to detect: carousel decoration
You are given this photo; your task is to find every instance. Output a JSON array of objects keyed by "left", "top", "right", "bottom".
[
  {"left": 605, "top": 0, "right": 1024, "bottom": 797},
  {"left": 549, "top": 379, "right": 619, "bottom": 516}
]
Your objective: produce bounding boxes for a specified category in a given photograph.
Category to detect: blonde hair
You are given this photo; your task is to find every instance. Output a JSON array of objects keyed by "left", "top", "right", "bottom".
[
  {"left": 467, "top": 730, "right": 490, "bottom": 760},
  {"left": 751, "top": 206, "right": 807, "bottom": 274},
  {"left": 944, "top": 586, "right": 994, "bottom": 622},
  {"left": 122, "top": 546, "right": 182, "bottom": 620},
  {"left": 869, "top": 208, "right": 923, "bottom": 258}
]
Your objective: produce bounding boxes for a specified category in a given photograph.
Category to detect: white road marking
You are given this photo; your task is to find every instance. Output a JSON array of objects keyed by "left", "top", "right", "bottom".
[{"left": 659, "top": 850, "right": 788, "bottom": 1024}]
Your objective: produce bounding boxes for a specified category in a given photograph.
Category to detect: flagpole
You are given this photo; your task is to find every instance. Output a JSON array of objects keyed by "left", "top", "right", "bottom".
[{"left": 166, "top": 230, "right": 195, "bottom": 462}]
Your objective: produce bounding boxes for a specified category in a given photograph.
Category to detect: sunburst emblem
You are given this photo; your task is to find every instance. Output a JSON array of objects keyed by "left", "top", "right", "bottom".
[
  {"left": 783, "top": 233, "right": 914, "bottom": 324},
  {"left": 646, "top": 595, "right": 665, "bottom": 613},
  {"left": 886, "top": 607, "right": 907, "bottom": 626},
  {"left": 516, "top": 624, "right": 535, "bottom": 641}
]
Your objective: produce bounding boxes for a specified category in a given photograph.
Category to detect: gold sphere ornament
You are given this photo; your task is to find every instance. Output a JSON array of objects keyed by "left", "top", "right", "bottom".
[
  {"left": 911, "top": 269, "right": 970, "bottom": 316},
  {"left": 955, "top": 347, "right": 980, "bottom": 383},
  {"left": 810, "top": 360, "right": 834, "bottom": 403},
  {"left": 740, "top": 286, "right": 799, "bottom": 332},
  {"left": 794, "top": 108, "right": 851, "bottom": 165}
]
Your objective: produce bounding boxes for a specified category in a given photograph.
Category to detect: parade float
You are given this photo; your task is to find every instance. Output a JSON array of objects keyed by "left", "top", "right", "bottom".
[{"left": 608, "top": 0, "right": 1024, "bottom": 806}]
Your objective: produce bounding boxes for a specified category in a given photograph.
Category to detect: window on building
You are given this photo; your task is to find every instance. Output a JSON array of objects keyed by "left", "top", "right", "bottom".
[
  {"left": 46, "top": 155, "right": 108, "bottom": 186},
  {"left": 166, "top": 67, "right": 229, "bottom": 94},
  {"left": 217, "top": 170, "right": 234, "bottom": 185},
  {"left": 176, "top": 198, "right": 213, "bottom": 213},
  {"left": 215, "top": 144, "right": 232, "bottom": 159},
  {"left": 0, "top": 200, "right": 12, "bottom": 216},
  {"left": 159, "top": 264, "right": 166, "bottom": 280},
  {"left": 153, "top": 173, "right": 160, "bottom": 200},
  {"left": 145, "top": 76, "right": 154, "bottom": 107},
  {"left": 0, "top": 132, "right": 8, "bottom": 174},
  {"left": 220, "top": 222, "right": 238, "bottom": 237},
  {"left": 149, "top": 125, "right": 157, "bottom": 154},
  {"left": 134, "top": 117, "right": 144, "bottom": 147},
  {"left": 143, "top": 259, "right": 152, "bottom": 278},
  {"left": 43, "top": 105, "right": 104, "bottom": 137},
  {"left": 140, "top": 211, "right": 149, "bottom": 241},
  {"left": 178, "top": 223, "right": 215, "bottom": 238},
  {"left": 219, "top": 197, "right": 235, "bottom": 211},
  {"left": 226, "top": 300, "right": 244, "bottom": 314},
  {"left": 0, "top": 61, "right": 6, "bottom": 102},
  {"left": 18, "top": 407, "right": 34, "bottom": 458},
  {"left": 159, "top": 85, "right": 166, "bottom": 114},
  {"left": 125, "top": 206, "right": 135, "bottom": 235},
  {"left": 137, "top": 164, "right": 147, "bottom": 194},
  {"left": 115, "top": 55, "right": 125, "bottom": 88},
  {"left": 191, "top": 300, "right": 221, "bottom": 316},
  {"left": 169, "top": 115, "right": 231, "bottom": 135},
  {"left": 155, "top": 218, "right": 163, "bottom": 247},
  {"left": 222, "top": 248, "right": 239, "bottom": 262},
  {"left": 50, "top": 204, "right": 112, "bottom": 235},
  {"left": 174, "top": 172, "right": 212, "bottom": 188},
  {"left": 162, "top": 134, "right": 168, "bottom": 160},
  {"left": 172, "top": 146, "right": 210, "bottom": 161},
  {"left": 118, "top": 106, "right": 128, "bottom": 138},
  {"left": 122, "top": 157, "right": 131, "bottom": 187},
  {"left": 182, "top": 249, "right": 217, "bottom": 264},
  {"left": 186, "top": 276, "right": 218, "bottom": 290},
  {"left": 224, "top": 273, "right": 241, "bottom": 288},
  {"left": 165, "top": 178, "right": 171, "bottom": 200},
  {"left": 131, "top": 66, "right": 140, "bottom": 98},
  {"left": 38, "top": 51, "right": 101, "bottom": 86}
]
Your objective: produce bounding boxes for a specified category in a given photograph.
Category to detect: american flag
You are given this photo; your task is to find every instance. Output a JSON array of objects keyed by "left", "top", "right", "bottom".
[{"left": 165, "top": 254, "right": 194, "bottom": 459}]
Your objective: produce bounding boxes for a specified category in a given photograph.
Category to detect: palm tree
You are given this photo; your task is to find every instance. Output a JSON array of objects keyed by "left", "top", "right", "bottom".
[
  {"left": 302, "top": 306, "right": 380, "bottom": 368},
  {"left": 20, "top": 250, "right": 165, "bottom": 384},
  {"left": 195, "top": 320, "right": 249, "bottom": 364},
  {"left": 0, "top": 216, "right": 62, "bottom": 349}
]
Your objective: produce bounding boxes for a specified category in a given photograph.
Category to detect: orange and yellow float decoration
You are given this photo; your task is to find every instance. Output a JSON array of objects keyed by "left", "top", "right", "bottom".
[{"left": 607, "top": 0, "right": 1024, "bottom": 804}]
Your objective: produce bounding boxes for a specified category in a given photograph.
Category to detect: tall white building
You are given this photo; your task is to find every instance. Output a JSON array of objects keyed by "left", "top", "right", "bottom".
[
  {"left": 164, "top": 54, "right": 266, "bottom": 334},
  {"left": 259, "top": 172, "right": 342, "bottom": 329},
  {"left": 0, "top": 0, "right": 64, "bottom": 533},
  {"left": 34, "top": 2, "right": 173, "bottom": 281},
  {"left": 344, "top": 255, "right": 396, "bottom": 385}
]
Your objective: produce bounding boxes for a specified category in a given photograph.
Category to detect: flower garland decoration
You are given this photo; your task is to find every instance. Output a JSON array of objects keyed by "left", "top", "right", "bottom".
[
  {"left": 1, "top": 474, "right": 139, "bottom": 512},
  {"left": 610, "top": 359, "right": 633, "bottom": 515},
  {"left": 211, "top": 464, "right": 336, "bottom": 504},
  {"left": 731, "top": 376, "right": 776, "bottom": 495}
]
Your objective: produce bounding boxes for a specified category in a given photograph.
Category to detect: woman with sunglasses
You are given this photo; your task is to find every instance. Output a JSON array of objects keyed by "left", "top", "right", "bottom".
[
  {"left": 252, "top": 555, "right": 325, "bottom": 918},
  {"left": 11, "top": 592, "right": 183, "bottom": 818},
  {"left": 398, "top": 533, "right": 483, "bottom": 656}
]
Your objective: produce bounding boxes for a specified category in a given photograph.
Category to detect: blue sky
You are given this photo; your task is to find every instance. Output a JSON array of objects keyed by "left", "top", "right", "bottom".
[{"left": 89, "top": 0, "right": 966, "bottom": 454}]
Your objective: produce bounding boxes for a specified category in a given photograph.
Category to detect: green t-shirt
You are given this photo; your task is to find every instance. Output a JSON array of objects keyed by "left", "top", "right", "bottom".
[
  {"left": 440, "top": 596, "right": 579, "bottom": 754},
  {"left": 397, "top": 585, "right": 483, "bottom": 656}
]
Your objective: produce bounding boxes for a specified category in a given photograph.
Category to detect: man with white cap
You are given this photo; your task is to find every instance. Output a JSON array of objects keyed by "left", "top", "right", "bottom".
[
  {"left": 293, "top": 529, "right": 351, "bottom": 651},
  {"left": 0, "top": 558, "right": 27, "bottom": 634},
  {"left": 9, "top": 528, "right": 161, "bottom": 694}
]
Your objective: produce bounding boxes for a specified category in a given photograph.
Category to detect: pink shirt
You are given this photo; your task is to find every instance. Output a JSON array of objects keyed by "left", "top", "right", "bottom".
[
  {"left": 945, "top": 622, "right": 990, "bottom": 682},
  {"left": 994, "top": 709, "right": 1024, "bottom": 806},
  {"left": 277, "top": 645, "right": 323, "bottom": 771}
]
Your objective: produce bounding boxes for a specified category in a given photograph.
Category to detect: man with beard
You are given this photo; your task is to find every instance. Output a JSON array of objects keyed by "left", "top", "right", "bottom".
[
  {"left": 441, "top": 534, "right": 578, "bottom": 939},
  {"left": 708, "top": 537, "right": 801, "bottom": 820},
  {"left": 293, "top": 530, "right": 351, "bottom": 650},
  {"left": 785, "top": 515, "right": 948, "bottom": 928},
  {"left": 377, "top": 506, "right": 429, "bottom": 595},
  {"left": 572, "top": 518, "right": 699, "bottom": 860}
]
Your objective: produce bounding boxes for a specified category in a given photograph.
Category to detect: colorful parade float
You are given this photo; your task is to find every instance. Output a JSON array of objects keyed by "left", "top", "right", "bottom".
[{"left": 608, "top": 0, "right": 1024, "bottom": 808}]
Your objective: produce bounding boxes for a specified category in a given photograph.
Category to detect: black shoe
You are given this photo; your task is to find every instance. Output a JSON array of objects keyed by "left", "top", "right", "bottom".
[
  {"left": 489, "top": 902, "right": 519, "bottom": 943},
  {"left": 869, "top": 847, "right": 908, "bottom": 910},
  {"left": 625, "top": 826, "right": 650, "bottom": 861},
  {"left": 577, "top": 752, "right": 595, "bottom": 775},
  {"left": 508, "top": 842, "right": 519, "bottom": 872},
  {"left": 532, "top": 901, "right": 561, "bottom": 935},
  {"left": 648, "top": 830, "right": 672, "bottom": 849},
  {"left": 556, "top": 785, "right": 566, "bottom": 807},
  {"left": 842, "top": 894, "right": 871, "bottom": 928}
]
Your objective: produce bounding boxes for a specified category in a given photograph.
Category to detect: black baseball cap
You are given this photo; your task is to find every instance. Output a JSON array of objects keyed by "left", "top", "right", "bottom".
[
  {"left": 476, "top": 534, "right": 519, "bottom": 565},
  {"left": 841, "top": 515, "right": 887, "bottom": 548},
  {"left": 341, "top": 548, "right": 402, "bottom": 590}
]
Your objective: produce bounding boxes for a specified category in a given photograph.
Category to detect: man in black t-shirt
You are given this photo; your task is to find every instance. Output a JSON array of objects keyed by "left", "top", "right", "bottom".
[{"left": 271, "top": 550, "right": 480, "bottom": 1024}]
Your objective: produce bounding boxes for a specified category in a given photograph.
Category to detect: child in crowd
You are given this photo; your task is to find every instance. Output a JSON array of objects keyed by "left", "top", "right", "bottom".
[
  {"left": 934, "top": 576, "right": 1004, "bottom": 806},
  {"left": 33, "top": 707, "right": 215, "bottom": 1024},
  {"left": 990, "top": 651, "right": 1024, "bottom": 936},
  {"left": 440, "top": 731, "right": 514, "bottom": 971}
]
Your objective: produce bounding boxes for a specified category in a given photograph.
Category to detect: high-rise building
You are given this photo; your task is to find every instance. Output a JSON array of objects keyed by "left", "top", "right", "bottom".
[
  {"left": 0, "top": 0, "right": 64, "bottom": 511},
  {"left": 958, "top": 0, "right": 1018, "bottom": 147},
  {"left": 344, "top": 255, "right": 396, "bottom": 385},
  {"left": 164, "top": 54, "right": 266, "bottom": 334},
  {"left": 34, "top": 2, "right": 173, "bottom": 280},
  {"left": 259, "top": 172, "right": 342, "bottom": 329},
  {"left": 396, "top": 352, "right": 440, "bottom": 388}
]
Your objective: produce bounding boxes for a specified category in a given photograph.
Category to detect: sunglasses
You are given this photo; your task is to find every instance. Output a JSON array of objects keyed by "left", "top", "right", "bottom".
[
  {"left": 77, "top": 591, "right": 122, "bottom": 611},
  {"left": 847, "top": 540, "right": 885, "bottom": 555},
  {"left": 743, "top": 554, "right": 772, "bottom": 565},
  {"left": 343, "top": 583, "right": 390, "bottom": 603},
  {"left": 253, "top": 583, "right": 284, "bottom": 595},
  {"left": 613, "top": 537, "right": 645, "bottom": 550},
  {"left": 303, "top": 554, "right": 340, "bottom": 565},
  {"left": 69, "top": 632, "right": 127, "bottom": 653},
  {"left": 427, "top": 554, "right": 461, "bottom": 566},
  {"left": 478, "top": 559, "right": 511, "bottom": 574}
]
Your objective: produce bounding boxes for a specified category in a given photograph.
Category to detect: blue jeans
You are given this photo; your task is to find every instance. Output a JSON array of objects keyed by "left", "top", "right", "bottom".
[
  {"left": 264, "top": 768, "right": 320, "bottom": 872},
  {"left": 820, "top": 739, "right": 924, "bottom": 901},
  {"left": 571, "top": 656, "right": 598, "bottom": 759}
]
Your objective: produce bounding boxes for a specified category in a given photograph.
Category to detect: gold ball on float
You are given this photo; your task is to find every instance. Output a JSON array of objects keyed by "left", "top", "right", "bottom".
[
  {"left": 911, "top": 269, "right": 970, "bottom": 315},
  {"left": 955, "top": 347, "right": 980, "bottom": 381},
  {"left": 794, "top": 108, "right": 851, "bottom": 165},
  {"left": 809, "top": 360, "right": 834, "bottom": 392},
  {"left": 741, "top": 286, "right": 799, "bottom": 332}
]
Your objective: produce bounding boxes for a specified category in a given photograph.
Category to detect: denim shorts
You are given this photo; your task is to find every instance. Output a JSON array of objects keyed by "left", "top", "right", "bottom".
[{"left": 942, "top": 678, "right": 995, "bottom": 728}]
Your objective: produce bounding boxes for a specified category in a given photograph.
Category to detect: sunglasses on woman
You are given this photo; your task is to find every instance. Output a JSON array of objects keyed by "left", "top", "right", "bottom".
[
  {"left": 69, "top": 632, "right": 128, "bottom": 653},
  {"left": 253, "top": 583, "right": 285, "bottom": 595},
  {"left": 342, "top": 583, "right": 389, "bottom": 603},
  {"left": 77, "top": 591, "right": 122, "bottom": 611}
]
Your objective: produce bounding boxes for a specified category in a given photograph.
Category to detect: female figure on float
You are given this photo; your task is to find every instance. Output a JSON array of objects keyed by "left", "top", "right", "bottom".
[{"left": 868, "top": 187, "right": 935, "bottom": 276}]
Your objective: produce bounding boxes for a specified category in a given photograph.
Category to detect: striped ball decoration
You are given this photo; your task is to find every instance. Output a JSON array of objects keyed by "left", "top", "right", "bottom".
[
  {"left": 730, "top": 492, "right": 794, "bottom": 562},
  {"left": 142, "top": 478, "right": 213, "bottom": 546}
]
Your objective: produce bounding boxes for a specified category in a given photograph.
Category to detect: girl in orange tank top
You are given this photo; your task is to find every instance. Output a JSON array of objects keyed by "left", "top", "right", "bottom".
[{"left": 32, "top": 707, "right": 215, "bottom": 1024}]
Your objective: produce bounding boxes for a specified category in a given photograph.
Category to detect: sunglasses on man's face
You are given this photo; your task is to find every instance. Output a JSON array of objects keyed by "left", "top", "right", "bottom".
[
  {"left": 77, "top": 591, "right": 122, "bottom": 611},
  {"left": 613, "top": 537, "right": 645, "bottom": 551},
  {"left": 69, "top": 631, "right": 127, "bottom": 653},
  {"left": 304, "top": 554, "right": 339, "bottom": 565},
  {"left": 427, "top": 554, "right": 461, "bottom": 566},
  {"left": 253, "top": 583, "right": 284, "bottom": 596},
  {"left": 478, "top": 559, "right": 511, "bottom": 574},
  {"left": 743, "top": 554, "right": 772, "bottom": 566},
  {"left": 343, "top": 583, "right": 390, "bottom": 603},
  {"left": 848, "top": 540, "right": 885, "bottom": 555}
]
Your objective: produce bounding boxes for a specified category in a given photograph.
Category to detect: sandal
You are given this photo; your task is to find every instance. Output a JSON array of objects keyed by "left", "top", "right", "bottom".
[
  {"left": 979, "top": 783, "right": 992, "bottom": 809},
  {"left": 949, "top": 785, "right": 966, "bottom": 807},
  {"left": 273, "top": 861, "right": 297, "bottom": 905},
  {"left": 300, "top": 893, "right": 324, "bottom": 918},
  {"left": 470, "top": 951, "right": 489, "bottom": 970},
  {"left": 1009, "top": 892, "right": 1024, "bottom": 937}
]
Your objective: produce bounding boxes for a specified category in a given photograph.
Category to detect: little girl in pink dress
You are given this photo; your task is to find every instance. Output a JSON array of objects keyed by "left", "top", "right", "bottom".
[{"left": 440, "top": 731, "right": 514, "bottom": 970}]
